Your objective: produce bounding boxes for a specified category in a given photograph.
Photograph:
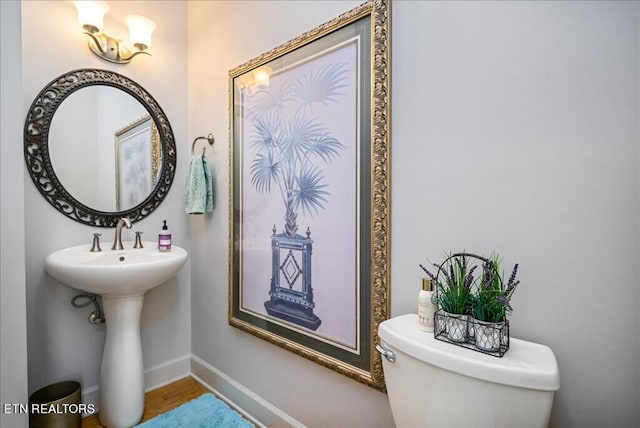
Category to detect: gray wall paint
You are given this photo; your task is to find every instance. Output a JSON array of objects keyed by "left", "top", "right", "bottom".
[
  {"left": 21, "top": 0, "right": 191, "bottom": 397},
  {"left": 1, "top": 1, "right": 29, "bottom": 427},
  {"left": 390, "top": 2, "right": 639, "bottom": 427},
  {"left": 189, "top": 1, "right": 640, "bottom": 427},
  {"left": 187, "top": 1, "right": 394, "bottom": 427}
]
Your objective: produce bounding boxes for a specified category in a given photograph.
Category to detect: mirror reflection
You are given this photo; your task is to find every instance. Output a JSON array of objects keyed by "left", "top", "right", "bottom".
[{"left": 49, "top": 87, "right": 161, "bottom": 212}]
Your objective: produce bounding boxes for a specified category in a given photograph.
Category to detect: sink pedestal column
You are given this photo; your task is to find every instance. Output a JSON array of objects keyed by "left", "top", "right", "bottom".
[{"left": 98, "top": 295, "right": 145, "bottom": 428}]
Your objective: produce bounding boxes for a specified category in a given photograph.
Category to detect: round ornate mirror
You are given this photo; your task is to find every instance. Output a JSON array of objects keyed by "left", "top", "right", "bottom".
[{"left": 24, "top": 69, "right": 176, "bottom": 227}]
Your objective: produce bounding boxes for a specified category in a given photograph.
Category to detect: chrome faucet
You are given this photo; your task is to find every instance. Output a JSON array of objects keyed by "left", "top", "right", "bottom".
[{"left": 111, "top": 217, "right": 132, "bottom": 250}]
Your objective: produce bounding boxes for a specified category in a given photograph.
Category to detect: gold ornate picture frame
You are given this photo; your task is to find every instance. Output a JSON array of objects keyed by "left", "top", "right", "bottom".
[{"left": 229, "top": 0, "right": 390, "bottom": 390}]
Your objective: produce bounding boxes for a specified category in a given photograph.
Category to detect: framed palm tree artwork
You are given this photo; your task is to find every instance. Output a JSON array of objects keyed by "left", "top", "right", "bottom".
[{"left": 229, "top": 0, "right": 390, "bottom": 391}]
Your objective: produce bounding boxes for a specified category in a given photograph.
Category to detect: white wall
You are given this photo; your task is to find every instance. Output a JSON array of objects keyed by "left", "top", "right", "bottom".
[
  {"left": 390, "top": 2, "right": 639, "bottom": 427},
  {"left": 188, "top": 1, "right": 395, "bottom": 427},
  {"left": 189, "top": 1, "right": 640, "bottom": 427},
  {"left": 1, "top": 1, "right": 29, "bottom": 426},
  {"left": 21, "top": 0, "right": 191, "bottom": 403}
]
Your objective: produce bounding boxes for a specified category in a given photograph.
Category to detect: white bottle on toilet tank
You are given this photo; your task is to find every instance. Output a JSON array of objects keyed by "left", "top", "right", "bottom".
[{"left": 418, "top": 278, "right": 436, "bottom": 332}]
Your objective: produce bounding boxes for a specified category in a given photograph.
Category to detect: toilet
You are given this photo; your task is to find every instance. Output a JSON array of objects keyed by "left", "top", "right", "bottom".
[{"left": 378, "top": 314, "right": 560, "bottom": 428}]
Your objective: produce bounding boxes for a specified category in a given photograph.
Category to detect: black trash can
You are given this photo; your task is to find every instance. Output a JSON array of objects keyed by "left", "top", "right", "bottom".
[{"left": 29, "top": 381, "right": 81, "bottom": 428}]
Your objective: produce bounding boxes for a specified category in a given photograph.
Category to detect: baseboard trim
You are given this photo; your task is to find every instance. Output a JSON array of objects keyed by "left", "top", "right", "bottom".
[
  {"left": 81, "top": 354, "right": 301, "bottom": 427},
  {"left": 190, "top": 354, "right": 304, "bottom": 428},
  {"left": 81, "top": 354, "right": 191, "bottom": 417},
  {"left": 144, "top": 354, "right": 192, "bottom": 392},
  {"left": 81, "top": 384, "right": 99, "bottom": 418}
]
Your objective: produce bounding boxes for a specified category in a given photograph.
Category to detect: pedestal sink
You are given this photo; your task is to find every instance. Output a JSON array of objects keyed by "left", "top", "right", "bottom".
[{"left": 45, "top": 242, "right": 187, "bottom": 428}]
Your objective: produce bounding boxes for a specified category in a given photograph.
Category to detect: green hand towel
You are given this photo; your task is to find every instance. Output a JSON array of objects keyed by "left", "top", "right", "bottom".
[
  {"left": 185, "top": 155, "right": 213, "bottom": 214},
  {"left": 203, "top": 156, "right": 214, "bottom": 212}
]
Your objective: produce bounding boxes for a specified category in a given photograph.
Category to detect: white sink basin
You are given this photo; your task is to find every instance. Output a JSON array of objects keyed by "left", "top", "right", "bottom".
[
  {"left": 45, "top": 241, "right": 187, "bottom": 297},
  {"left": 45, "top": 240, "right": 188, "bottom": 427}
]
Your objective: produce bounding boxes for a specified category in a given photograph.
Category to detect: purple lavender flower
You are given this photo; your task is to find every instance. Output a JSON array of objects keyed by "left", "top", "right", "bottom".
[
  {"left": 419, "top": 263, "right": 438, "bottom": 282},
  {"left": 454, "top": 256, "right": 469, "bottom": 281},
  {"left": 464, "top": 265, "right": 477, "bottom": 289},
  {"left": 506, "top": 264, "right": 519, "bottom": 292},
  {"left": 431, "top": 262, "right": 452, "bottom": 286},
  {"left": 496, "top": 295, "right": 513, "bottom": 311},
  {"left": 481, "top": 262, "right": 495, "bottom": 290}
]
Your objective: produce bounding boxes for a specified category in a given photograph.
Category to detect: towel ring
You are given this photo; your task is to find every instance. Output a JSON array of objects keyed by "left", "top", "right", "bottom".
[{"left": 192, "top": 133, "right": 215, "bottom": 156}]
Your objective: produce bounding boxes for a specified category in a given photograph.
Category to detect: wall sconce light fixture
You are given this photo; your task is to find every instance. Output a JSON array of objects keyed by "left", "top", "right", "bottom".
[{"left": 74, "top": 1, "right": 156, "bottom": 64}]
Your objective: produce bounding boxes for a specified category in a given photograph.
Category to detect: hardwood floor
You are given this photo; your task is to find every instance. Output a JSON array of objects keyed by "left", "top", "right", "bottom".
[{"left": 82, "top": 377, "right": 209, "bottom": 427}]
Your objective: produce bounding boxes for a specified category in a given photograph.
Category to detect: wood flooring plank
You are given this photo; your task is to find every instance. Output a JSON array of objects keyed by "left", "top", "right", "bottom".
[{"left": 82, "top": 376, "right": 209, "bottom": 427}]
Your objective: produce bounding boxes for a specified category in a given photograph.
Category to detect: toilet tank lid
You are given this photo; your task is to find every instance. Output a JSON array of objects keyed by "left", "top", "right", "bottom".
[{"left": 378, "top": 314, "right": 560, "bottom": 391}]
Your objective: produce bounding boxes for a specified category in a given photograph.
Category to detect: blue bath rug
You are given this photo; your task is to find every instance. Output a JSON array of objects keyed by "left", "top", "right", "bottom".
[{"left": 135, "top": 393, "right": 254, "bottom": 428}]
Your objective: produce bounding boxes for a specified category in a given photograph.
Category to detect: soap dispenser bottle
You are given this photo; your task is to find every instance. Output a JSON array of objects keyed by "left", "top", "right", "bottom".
[
  {"left": 158, "top": 220, "right": 172, "bottom": 252},
  {"left": 418, "top": 278, "right": 436, "bottom": 332}
]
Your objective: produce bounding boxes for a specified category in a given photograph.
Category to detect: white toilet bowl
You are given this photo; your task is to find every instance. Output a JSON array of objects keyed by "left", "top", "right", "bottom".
[{"left": 378, "top": 314, "right": 560, "bottom": 428}]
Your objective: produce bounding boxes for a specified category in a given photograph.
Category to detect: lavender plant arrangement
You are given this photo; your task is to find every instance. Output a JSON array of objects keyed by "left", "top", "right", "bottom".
[
  {"left": 420, "top": 254, "right": 476, "bottom": 343},
  {"left": 471, "top": 255, "right": 519, "bottom": 352},
  {"left": 420, "top": 252, "right": 519, "bottom": 356}
]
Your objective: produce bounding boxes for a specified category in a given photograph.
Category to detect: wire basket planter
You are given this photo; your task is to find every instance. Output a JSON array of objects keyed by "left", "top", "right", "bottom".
[
  {"left": 434, "top": 310, "right": 509, "bottom": 357},
  {"left": 431, "top": 252, "right": 512, "bottom": 358}
]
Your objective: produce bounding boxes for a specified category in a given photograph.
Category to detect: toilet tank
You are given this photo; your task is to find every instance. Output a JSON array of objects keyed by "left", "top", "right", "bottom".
[{"left": 378, "top": 314, "right": 560, "bottom": 428}]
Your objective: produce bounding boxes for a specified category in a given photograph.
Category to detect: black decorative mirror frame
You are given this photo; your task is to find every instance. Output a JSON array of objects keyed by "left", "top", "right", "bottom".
[{"left": 24, "top": 69, "right": 176, "bottom": 227}]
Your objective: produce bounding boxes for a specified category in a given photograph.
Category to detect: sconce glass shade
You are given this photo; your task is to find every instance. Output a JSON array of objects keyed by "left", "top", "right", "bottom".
[
  {"left": 125, "top": 15, "right": 156, "bottom": 51},
  {"left": 74, "top": 0, "right": 109, "bottom": 33}
]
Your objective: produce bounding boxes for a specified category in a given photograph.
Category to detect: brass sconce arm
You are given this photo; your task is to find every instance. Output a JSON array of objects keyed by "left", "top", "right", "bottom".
[{"left": 84, "top": 31, "right": 150, "bottom": 64}]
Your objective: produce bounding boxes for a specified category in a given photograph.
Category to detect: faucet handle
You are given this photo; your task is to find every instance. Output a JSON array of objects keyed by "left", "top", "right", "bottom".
[
  {"left": 133, "top": 231, "right": 144, "bottom": 249},
  {"left": 90, "top": 233, "right": 102, "bottom": 252}
]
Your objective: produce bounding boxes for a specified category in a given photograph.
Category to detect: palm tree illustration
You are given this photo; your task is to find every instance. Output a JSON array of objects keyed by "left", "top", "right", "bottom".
[{"left": 248, "top": 63, "right": 349, "bottom": 237}]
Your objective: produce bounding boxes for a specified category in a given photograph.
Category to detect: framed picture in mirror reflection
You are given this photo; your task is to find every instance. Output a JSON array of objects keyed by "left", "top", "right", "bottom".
[{"left": 115, "top": 115, "right": 161, "bottom": 211}]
